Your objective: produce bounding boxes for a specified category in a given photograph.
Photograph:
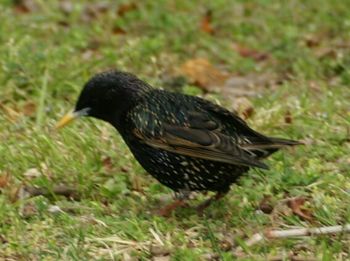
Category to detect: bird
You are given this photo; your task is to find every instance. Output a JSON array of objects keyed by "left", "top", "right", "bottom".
[{"left": 56, "top": 70, "right": 301, "bottom": 216}]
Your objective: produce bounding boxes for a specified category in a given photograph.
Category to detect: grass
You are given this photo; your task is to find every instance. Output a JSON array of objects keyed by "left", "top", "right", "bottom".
[{"left": 0, "top": 0, "right": 350, "bottom": 260}]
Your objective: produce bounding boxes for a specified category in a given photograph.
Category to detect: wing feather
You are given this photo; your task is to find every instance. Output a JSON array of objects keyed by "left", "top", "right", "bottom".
[{"left": 133, "top": 123, "right": 268, "bottom": 169}]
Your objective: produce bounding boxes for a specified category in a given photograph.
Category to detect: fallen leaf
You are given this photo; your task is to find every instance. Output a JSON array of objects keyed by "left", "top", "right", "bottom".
[
  {"left": 21, "top": 202, "right": 37, "bottom": 218},
  {"left": 0, "top": 173, "right": 10, "bottom": 189},
  {"left": 57, "top": 20, "right": 70, "bottom": 27},
  {"left": 82, "top": 2, "right": 109, "bottom": 22},
  {"left": 180, "top": 58, "right": 228, "bottom": 92},
  {"left": 231, "top": 97, "right": 254, "bottom": 119},
  {"left": 0, "top": 234, "right": 7, "bottom": 244},
  {"left": 258, "top": 195, "right": 274, "bottom": 214},
  {"left": 200, "top": 10, "right": 214, "bottom": 34},
  {"left": 112, "top": 26, "right": 127, "bottom": 35},
  {"left": 117, "top": 2, "right": 137, "bottom": 17},
  {"left": 287, "top": 197, "right": 313, "bottom": 222},
  {"left": 220, "top": 238, "right": 233, "bottom": 251},
  {"left": 10, "top": 185, "right": 28, "bottom": 202},
  {"left": 314, "top": 47, "right": 337, "bottom": 59},
  {"left": 233, "top": 43, "right": 269, "bottom": 62},
  {"left": 284, "top": 110, "right": 292, "bottom": 124},
  {"left": 303, "top": 35, "right": 321, "bottom": 48},
  {"left": 13, "top": 0, "right": 39, "bottom": 14},
  {"left": 180, "top": 58, "right": 277, "bottom": 101},
  {"left": 21, "top": 101, "right": 36, "bottom": 117},
  {"left": 102, "top": 156, "right": 113, "bottom": 172}
]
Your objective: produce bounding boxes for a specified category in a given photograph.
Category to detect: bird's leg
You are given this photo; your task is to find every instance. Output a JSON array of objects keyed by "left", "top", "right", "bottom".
[
  {"left": 157, "top": 190, "right": 191, "bottom": 217},
  {"left": 196, "top": 191, "right": 228, "bottom": 214}
]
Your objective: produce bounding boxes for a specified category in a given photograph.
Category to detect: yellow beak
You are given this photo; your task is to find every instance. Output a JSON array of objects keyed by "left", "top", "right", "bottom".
[{"left": 55, "top": 110, "right": 78, "bottom": 129}]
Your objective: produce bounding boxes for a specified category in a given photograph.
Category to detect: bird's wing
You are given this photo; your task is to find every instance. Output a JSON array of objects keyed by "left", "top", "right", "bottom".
[
  {"left": 196, "top": 100, "right": 301, "bottom": 158},
  {"left": 132, "top": 110, "right": 268, "bottom": 169}
]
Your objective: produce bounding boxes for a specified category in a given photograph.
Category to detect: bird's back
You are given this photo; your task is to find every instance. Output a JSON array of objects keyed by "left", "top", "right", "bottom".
[{"left": 126, "top": 89, "right": 298, "bottom": 159}]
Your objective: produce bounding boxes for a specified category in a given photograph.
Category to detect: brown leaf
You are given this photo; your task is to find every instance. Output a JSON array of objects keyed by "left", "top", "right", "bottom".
[
  {"left": 117, "top": 3, "right": 137, "bottom": 17},
  {"left": 304, "top": 36, "right": 321, "bottom": 48},
  {"left": 200, "top": 10, "right": 214, "bottom": 34},
  {"left": 315, "top": 47, "right": 337, "bottom": 59},
  {"left": 0, "top": 173, "right": 10, "bottom": 189},
  {"left": 233, "top": 43, "right": 269, "bottom": 62},
  {"left": 232, "top": 97, "right": 254, "bottom": 120},
  {"left": 0, "top": 234, "right": 8, "bottom": 244},
  {"left": 57, "top": 20, "right": 70, "bottom": 27},
  {"left": 180, "top": 58, "right": 228, "bottom": 92},
  {"left": 220, "top": 238, "right": 233, "bottom": 251},
  {"left": 284, "top": 110, "right": 292, "bottom": 124},
  {"left": 82, "top": 2, "right": 109, "bottom": 22},
  {"left": 21, "top": 101, "right": 36, "bottom": 117},
  {"left": 258, "top": 195, "right": 274, "bottom": 214},
  {"left": 102, "top": 156, "right": 113, "bottom": 172},
  {"left": 287, "top": 197, "right": 313, "bottom": 222},
  {"left": 13, "top": 0, "right": 39, "bottom": 14},
  {"left": 21, "top": 202, "right": 37, "bottom": 218},
  {"left": 112, "top": 26, "right": 127, "bottom": 35}
]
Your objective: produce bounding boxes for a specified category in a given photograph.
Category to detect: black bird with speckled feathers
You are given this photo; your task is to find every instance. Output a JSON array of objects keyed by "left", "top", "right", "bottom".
[{"left": 57, "top": 71, "right": 300, "bottom": 215}]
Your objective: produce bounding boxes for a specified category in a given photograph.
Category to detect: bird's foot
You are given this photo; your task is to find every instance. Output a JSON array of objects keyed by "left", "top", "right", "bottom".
[
  {"left": 196, "top": 191, "right": 227, "bottom": 215},
  {"left": 156, "top": 199, "right": 188, "bottom": 217}
]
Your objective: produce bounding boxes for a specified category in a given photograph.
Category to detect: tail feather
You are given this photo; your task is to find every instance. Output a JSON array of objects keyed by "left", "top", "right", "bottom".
[
  {"left": 242, "top": 136, "right": 302, "bottom": 158},
  {"left": 267, "top": 137, "right": 303, "bottom": 147}
]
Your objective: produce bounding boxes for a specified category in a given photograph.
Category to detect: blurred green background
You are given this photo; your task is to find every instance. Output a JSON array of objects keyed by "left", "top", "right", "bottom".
[{"left": 0, "top": 0, "right": 349, "bottom": 260}]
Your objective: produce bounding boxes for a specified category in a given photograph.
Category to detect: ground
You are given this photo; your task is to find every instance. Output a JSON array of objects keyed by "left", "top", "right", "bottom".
[{"left": 0, "top": 0, "right": 350, "bottom": 260}]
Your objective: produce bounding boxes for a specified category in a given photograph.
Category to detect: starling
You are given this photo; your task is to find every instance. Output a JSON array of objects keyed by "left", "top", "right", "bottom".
[{"left": 56, "top": 70, "right": 300, "bottom": 216}]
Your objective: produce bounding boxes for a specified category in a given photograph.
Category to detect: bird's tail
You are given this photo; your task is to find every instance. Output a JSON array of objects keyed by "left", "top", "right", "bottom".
[
  {"left": 242, "top": 136, "right": 303, "bottom": 158},
  {"left": 266, "top": 137, "right": 303, "bottom": 147}
]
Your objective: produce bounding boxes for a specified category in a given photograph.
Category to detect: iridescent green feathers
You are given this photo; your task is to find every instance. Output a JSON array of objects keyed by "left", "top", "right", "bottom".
[{"left": 128, "top": 90, "right": 300, "bottom": 170}]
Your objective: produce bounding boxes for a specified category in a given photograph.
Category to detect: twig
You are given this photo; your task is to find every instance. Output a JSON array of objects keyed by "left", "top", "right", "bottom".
[
  {"left": 234, "top": 224, "right": 350, "bottom": 254},
  {"left": 17, "top": 185, "right": 80, "bottom": 200}
]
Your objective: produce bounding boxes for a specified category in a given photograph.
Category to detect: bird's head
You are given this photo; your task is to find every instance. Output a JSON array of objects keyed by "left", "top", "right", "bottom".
[{"left": 56, "top": 70, "right": 150, "bottom": 129}]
